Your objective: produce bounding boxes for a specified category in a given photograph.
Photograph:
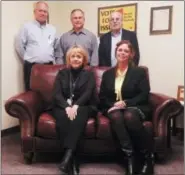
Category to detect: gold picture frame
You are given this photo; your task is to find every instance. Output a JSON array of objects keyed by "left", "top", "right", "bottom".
[
  {"left": 150, "top": 5, "right": 173, "bottom": 35},
  {"left": 177, "top": 85, "right": 184, "bottom": 102},
  {"left": 98, "top": 3, "right": 137, "bottom": 37}
]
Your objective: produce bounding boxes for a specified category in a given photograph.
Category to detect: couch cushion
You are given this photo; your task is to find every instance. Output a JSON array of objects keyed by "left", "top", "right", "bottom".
[
  {"left": 96, "top": 114, "right": 113, "bottom": 139},
  {"left": 37, "top": 113, "right": 96, "bottom": 139},
  {"left": 92, "top": 67, "right": 110, "bottom": 93}
]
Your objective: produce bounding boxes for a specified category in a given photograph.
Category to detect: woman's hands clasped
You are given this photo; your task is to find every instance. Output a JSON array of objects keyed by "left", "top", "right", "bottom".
[{"left": 65, "top": 105, "right": 79, "bottom": 120}]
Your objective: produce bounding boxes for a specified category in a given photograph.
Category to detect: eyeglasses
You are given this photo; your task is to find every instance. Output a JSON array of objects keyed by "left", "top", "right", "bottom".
[{"left": 110, "top": 18, "right": 122, "bottom": 22}]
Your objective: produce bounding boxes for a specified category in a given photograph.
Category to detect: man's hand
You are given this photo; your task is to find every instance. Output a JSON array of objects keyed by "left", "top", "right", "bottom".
[{"left": 114, "top": 100, "right": 126, "bottom": 108}]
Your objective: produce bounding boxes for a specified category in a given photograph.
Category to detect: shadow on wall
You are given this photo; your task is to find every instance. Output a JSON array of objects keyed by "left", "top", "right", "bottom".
[{"left": 14, "top": 48, "right": 24, "bottom": 92}]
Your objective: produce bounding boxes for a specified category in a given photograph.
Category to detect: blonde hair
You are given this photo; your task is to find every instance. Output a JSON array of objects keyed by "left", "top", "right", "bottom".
[{"left": 66, "top": 45, "right": 88, "bottom": 67}]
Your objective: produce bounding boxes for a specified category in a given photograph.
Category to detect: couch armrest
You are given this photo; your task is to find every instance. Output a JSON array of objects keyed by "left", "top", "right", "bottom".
[
  {"left": 149, "top": 92, "right": 183, "bottom": 137},
  {"left": 5, "top": 91, "right": 43, "bottom": 137}
]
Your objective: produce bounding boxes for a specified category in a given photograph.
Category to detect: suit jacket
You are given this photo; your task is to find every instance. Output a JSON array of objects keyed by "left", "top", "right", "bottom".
[
  {"left": 52, "top": 68, "right": 98, "bottom": 111},
  {"left": 98, "top": 29, "right": 140, "bottom": 66},
  {"left": 99, "top": 66, "right": 151, "bottom": 118}
]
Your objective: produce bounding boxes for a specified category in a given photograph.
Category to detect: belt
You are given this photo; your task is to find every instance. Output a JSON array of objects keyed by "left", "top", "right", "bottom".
[{"left": 25, "top": 60, "right": 53, "bottom": 65}]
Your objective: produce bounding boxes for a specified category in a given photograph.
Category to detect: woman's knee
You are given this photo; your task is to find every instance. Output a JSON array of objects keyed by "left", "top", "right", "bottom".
[
  {"left": 108, "top": 110, "right": 124, "bottom": 123},
  {"left": 123, "top": 108, "right": 141, "bottom": 123}
]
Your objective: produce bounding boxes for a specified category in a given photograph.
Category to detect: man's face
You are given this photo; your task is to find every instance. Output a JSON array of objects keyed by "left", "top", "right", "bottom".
[
  {"left": 109, "top": 12, "right": 122, "bottom": 31},
  {"left": 71, "top": 11, "right": 85, "bottom": 30},
  {"left": 34, "top": 3, "right": 48, "bottom": 24}
]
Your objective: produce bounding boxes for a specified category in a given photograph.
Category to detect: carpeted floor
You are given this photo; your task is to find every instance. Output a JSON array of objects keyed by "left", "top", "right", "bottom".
[{"left": 2, "top": 133, "right": 184, "bottom": 174}]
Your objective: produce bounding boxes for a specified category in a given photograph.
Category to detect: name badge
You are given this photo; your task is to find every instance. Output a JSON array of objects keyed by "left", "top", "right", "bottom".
[
  {"left": 48, "top": 35, "right": 52, "bottom": 44},
  {"left": 67, "top": 99, "right": 72, "bottom": 106}
]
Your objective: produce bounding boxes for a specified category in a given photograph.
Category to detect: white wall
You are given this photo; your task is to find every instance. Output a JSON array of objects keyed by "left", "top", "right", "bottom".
[
  {"left": 2, "top": 1, "right": 35, "bottom": 130},
  {"left": 2, "top": 1, "right": 184, "bottom": 130},
  {"left": 1, "top": 1, "right": 60, "bottom": 130},
  {"left": 54, "top": 1, "right": 184, "bottom": 97}
]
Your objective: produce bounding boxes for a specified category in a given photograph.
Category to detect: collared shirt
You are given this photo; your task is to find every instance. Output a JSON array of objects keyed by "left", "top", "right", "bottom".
[
  {"left": 115, "top": 67, "right": 128, "bottom": 101},
  {"left": 55, "top": 28, "right": 98, "bottom": 66},
  {"left": 15, "top": 20, "right": 57, "bottom": 63},
  {"left": 111, "top": 29, "right": 122, "bottom": 67}
]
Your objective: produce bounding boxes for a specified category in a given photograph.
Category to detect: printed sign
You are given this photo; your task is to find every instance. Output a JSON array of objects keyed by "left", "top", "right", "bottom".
[{"left": 98, "top": 3, "right": 137, "bottom": 36}]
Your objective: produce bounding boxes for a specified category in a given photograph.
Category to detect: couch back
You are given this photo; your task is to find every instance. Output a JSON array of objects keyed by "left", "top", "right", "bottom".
[{"left": 30, "top": 64, "right": 149, "bottom": 104}]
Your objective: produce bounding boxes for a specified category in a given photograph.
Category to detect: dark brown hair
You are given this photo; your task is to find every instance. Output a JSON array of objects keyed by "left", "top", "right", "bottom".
[{"left": 115, "top": 40, "right": 135, "bottom": 67}]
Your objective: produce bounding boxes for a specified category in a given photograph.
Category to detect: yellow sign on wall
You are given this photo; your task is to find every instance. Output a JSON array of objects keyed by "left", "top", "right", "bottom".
[{"left": 98, "top": 3, "right": 137, "bottom": 36}]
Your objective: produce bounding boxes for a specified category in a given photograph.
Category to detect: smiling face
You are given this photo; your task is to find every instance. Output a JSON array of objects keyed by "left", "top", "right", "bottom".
[
  {"left": 69, "top": 51, "right": 84, "bottom": 69},
  {"left": 71, "top": 10, "right": 85, "bottom": 31},
  {"left": 115, "top": 41, "right": 134, "bottom": 65},
  {"left": 66, "top": 46, "right": 88, "bottom": 68},
  {"left": 109, "top": 12, "right": 122, "bottom": 32},
  {"left": 34, "top": 2, "right": 48, "bottom": 24}
]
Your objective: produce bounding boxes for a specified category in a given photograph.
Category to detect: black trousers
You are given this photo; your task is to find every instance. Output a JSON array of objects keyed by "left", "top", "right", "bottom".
[
  {"left": 23, "top": 60, "right": 53, "bottom": 91},
  {"left": 107, "top": 108, "right": 153, "bottom": 152},
  {"left": 52, "top": 106, "right": 97, "bottom": 150}
]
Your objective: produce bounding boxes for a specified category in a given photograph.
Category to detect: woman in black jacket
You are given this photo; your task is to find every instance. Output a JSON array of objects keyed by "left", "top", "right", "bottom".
[
  {"left": 99, "top": 40, "right": 154, "bottom": 175},
  {"left": 52, "top": 45, "right": 98, "bottom": 175}
]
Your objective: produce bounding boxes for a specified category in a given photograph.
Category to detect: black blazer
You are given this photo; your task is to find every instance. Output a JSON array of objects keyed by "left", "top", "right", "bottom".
[
  {"left": 99, "top": 66, "right": 151, "bottom": 118},
  {"left": 98, "top": 29, "right": 140, "bottom": 66},
  {"left": 52, "top": 68, "right": 98, "bottom": 111}
]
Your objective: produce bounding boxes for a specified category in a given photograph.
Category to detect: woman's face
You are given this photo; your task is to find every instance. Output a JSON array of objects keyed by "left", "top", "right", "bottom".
[
  {"left": 116, "top": 43, "right": 131, "bottom": 63},
  {"left": 69, "top": 51, "right": 84, "bottom": 69}
]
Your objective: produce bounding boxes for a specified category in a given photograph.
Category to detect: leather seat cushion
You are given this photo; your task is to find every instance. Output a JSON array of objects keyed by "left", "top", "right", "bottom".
[{"left": 37, "top": 113, "right": 96, "bottom": 139}]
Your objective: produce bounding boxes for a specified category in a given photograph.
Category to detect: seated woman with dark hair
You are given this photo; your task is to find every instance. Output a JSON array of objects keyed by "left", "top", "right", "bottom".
[
  {"left": 99, "top": 40, "right": 154, "bottom": 175},
  {"left": 51, "top": 45, "right": 98, "bottom": 175}
]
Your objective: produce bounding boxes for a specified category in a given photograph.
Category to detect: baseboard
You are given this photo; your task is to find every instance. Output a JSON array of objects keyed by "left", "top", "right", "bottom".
[{"left": 1, "top": 125, "right": 20, "bottom": 137}]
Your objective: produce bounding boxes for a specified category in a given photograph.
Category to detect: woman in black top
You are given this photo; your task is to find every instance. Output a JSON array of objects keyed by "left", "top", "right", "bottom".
[
  {"left": 99, "top": 40, "right": 154, "bottom": 175},
  {"left": 52, "top": 45, "right": 98, "bottom": 175}
]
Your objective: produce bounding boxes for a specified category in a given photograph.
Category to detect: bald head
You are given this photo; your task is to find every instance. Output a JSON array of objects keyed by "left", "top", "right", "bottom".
[
  {"left": 109, "top": 11, "right": 123, "bottom": 33},
  {"left": 33, "top": 1, "right": 49, "bottom": 24},
  {"left": 110, "top": 11, "right": 123, "bottom": 21}
]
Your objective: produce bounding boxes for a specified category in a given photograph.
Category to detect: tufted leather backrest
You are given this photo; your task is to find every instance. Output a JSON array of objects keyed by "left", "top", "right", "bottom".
[{"left": 30, "top": 64, "right": 150, "bottom": 104}]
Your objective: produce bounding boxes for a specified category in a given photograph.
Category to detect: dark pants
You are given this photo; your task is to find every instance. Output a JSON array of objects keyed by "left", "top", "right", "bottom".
[
  {"left": 23, "top": 60, "right": 53, "bottom": 91},
  {"left": 107, "top": 108, "right": 153, "bottom": 152},
  {"left": 52, "top": 106, "right": 96, "bottom": 150}
]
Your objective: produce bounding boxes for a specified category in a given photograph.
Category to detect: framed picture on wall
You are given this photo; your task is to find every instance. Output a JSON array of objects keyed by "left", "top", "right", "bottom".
[
  {"left": 177, "top": 85, "right": 184, "bottom": 103},
  {"left": 150, "top": 5, "right": 173, "bottom": 35},
  {"left": 97, "top": 3, "right": 137, "bottom": 37}
]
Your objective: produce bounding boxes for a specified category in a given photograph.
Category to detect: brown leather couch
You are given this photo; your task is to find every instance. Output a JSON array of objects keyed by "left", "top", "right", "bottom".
[{"left": 5, "top": 64, "right": 183, "bottom": 164}]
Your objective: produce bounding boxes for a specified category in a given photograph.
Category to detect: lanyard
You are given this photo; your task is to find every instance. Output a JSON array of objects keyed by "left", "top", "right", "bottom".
[{"left": 69, "top": 71, "right": 81, "bottom": 102}]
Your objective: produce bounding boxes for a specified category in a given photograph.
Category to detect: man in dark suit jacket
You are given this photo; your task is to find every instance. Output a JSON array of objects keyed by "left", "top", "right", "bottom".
[{"left": 98, "top": 11, "right": 140, "bottom": 66}]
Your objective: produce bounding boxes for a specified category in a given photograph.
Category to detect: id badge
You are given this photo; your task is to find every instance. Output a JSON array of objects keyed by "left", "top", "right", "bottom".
[
  {"left": 48, "top": 35, "right": 52, "bottom": 44},
  {"left": 67, "top": 99, "right": 72, "bottom": 106}
]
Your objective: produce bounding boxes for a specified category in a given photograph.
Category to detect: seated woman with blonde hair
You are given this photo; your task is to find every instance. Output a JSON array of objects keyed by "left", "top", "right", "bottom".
[
  {"left": 51, "top": 45, "right": 98, "bottom": 175},
  {"left": 99, "top": 40, "right": 154, "bottom": 175}
]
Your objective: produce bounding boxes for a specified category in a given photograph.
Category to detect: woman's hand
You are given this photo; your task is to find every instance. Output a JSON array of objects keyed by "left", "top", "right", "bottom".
[
  {"left": 65, "top": 107, "right": 73, "bottom": 120},
  {"left": 71, "top": 105, "right": 79, "bottom": 120},
  {"left": 65, "top": 105, "right": 79, "bottom": 120},
  {"left": 65, "top": 107, "right": 75, "bottom": 120},
  {"left": 108, "top": 106, "right": 121, "bottom": 113},
  {"left": 114, "top": 100, "right": 126, "bottom": 108}
]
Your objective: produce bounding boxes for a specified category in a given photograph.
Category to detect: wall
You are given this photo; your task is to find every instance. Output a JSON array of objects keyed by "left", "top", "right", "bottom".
[
  {"left": 53, "top": 1, "right": 184, "bottom": 97},
  {"left": 2, "top": 1, "right": 184, "bottom": 130},
  {"left": 1, "top": 1, "right": 61, "bottom": 130}
]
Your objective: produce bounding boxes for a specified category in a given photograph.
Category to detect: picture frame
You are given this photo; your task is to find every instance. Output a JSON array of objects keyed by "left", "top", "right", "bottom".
[
  {"left": 98, "top": 3, "right": 137, "bottom": 37},
  {"left": 150, "top": 5, "right": 173, "bottom": 35},
  {"left": 177, "top": 85, "right": 184, "bottom": 102}
]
